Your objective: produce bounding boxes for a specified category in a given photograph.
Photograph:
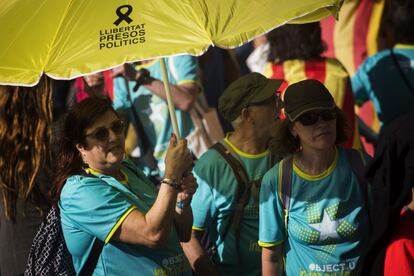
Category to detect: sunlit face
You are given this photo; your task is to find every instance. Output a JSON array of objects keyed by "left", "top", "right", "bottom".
[
  {"left": 76, "top": 110, "right": 125, "bottom": 173},
  {"left": 290, "top": 109, "right": 337, "bottom": 151}
]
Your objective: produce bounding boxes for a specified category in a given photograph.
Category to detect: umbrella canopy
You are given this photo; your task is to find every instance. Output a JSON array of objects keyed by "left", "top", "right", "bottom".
[{"left": 0, "top": 0, "right": 343, "bottom": 86}]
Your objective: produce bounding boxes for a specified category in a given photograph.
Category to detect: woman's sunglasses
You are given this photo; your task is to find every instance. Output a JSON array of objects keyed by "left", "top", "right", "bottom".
[
  {"left": 85, "top": 120, "right": 125, "bottom": 141},
  {"left": 296, "top": 110, "right": 337, "bottom": 126}
]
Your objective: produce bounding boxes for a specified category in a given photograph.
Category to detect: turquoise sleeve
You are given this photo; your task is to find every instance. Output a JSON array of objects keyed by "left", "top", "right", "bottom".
[
  {"left": 351, "top": 63, "right": 371, "bottom": 106},
  {"left": 258, "top": 165, "right": 286, "bottom": 247},
  {"left": 59, "top": 176, "right": 134, "bottom": 242},
  {"left": 171, "top": 55, "right": 198, "bottom": 83}
]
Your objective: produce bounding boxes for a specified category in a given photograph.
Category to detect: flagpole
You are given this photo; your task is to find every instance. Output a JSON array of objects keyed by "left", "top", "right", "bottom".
[{"left": 160, "top": 58, "right": 181, "bottom": 139}]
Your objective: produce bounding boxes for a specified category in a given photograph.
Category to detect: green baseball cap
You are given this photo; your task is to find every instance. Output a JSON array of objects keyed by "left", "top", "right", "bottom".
[
  {"left": 282, "top": 79, "right": 336, "bottom": 121},
  {"left": 218, "top": 72, "right": 283, "bottom": 122}
]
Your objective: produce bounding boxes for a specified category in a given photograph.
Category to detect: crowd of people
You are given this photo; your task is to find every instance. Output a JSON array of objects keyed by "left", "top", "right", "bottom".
[{"left": 1, "top": 0, "right": 414, "bottom": 275}]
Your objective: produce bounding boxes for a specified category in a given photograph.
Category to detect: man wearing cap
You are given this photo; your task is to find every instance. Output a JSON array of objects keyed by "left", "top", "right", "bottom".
[{"left": 182, "top": 73, "right": 283, "bottom": 276}]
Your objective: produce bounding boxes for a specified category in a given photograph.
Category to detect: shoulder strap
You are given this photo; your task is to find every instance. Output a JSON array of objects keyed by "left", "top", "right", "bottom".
[
  {"left": 211, "top": 142, "right": 251, "bottom": 263},
  {"left": 79, "top": 238, "right": 104, "bottom": 276},
  {"left": 280, "top": 155, "right": 293, "bottom": 210},
  {"left": 345, "top": 148, "right": 368, "bottom": 202},
  {"left": 390, "top": 48, "right": 414, "bottom": 94},
  {"left": 278, "top": 155, "right": 293, "bottom": 237},
  {"left": 211, "top": 142, "right": 250, "bottom": 200}
]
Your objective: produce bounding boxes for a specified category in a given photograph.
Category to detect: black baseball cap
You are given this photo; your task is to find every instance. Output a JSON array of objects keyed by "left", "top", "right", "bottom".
[{"left": 282, "top": 79, "right": 336, "bottom": 121}]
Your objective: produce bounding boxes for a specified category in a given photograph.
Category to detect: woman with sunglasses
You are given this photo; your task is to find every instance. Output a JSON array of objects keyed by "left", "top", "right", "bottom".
[
  {"left": 50, "top": 96, "right": 196, "bottom": 275},
  {"left": 259, "top": 79, "right": 370, "bottom": 275}
]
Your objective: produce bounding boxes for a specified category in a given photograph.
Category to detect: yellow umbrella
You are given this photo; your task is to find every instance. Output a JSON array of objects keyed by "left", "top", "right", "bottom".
[{"left": 0, "top": 0, "right": 343, "bottom": 136}]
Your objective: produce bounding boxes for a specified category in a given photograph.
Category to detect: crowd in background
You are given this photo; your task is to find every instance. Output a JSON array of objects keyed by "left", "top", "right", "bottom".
[{"left": 1, "top": 0, "right": 414, "bottom": 275}]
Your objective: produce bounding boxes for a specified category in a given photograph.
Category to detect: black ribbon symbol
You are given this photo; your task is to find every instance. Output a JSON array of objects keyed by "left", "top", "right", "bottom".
[{"left": 113, "top": 5, "right": 133, "bottom": 26}]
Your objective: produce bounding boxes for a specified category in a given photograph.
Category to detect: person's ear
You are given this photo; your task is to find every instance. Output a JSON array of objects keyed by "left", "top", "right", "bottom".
[
  {"left": 240, "top": 107, "right": 254, "bottom": 123},
  {"left": 76, "top": 143, "right": 86, "bottom": 155},
  {"left": 289, "top": 123, "right": 298, "bottom": 138}
]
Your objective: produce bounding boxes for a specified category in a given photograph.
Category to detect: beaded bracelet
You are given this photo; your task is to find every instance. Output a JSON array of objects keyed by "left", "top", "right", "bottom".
[{"left": 160, "top": 178, "right": 180, "bottom": 190}]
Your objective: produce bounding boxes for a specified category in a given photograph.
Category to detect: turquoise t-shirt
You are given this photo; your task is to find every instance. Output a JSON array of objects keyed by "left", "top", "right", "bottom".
[
  {"left": 59, "top": 160, "right": 192, "bottom": 276},
  {"left": 191, "top": 134, "right": 273, "bottom": 276},
  {"left": 259, "top": 148, "right": 370, "bottom": 276},
  {"left": 113, "top": 55, "right": 198, "bottom": 175},
  {"left": 351, "top": 44, "right": 414, "bottom": 128}
]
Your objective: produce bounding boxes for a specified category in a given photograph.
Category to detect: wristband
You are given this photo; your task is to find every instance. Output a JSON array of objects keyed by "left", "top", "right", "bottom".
[
  {"left": 160, "top": 178, "right": 180, "bottom": 190},
  {"left": 176, "top": 201, "right": 191, "bottom": 209}
]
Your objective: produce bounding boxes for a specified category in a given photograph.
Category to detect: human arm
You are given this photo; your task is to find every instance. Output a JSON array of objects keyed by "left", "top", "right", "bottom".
[
  {"left": 262, "top": 245, "right": 285, "bottom": 276},
  {"left": 259, "top": 167, "right": 286, "bottom": 275},
  {"left": 112, "top": 135, "right": 193, "bottom": 247},
  {"left": 181, "top": 230, "right": 220, "bottom": 276},
  {"left": 113, "top": 57, "right": 199, "bottom": 111},
  {"left": 181, "top": 162, "right": 219, "bottom": 274},
  {"left": 351, "top": 62, "right": 372, "bottom": 107},
  {"left": 142, "top": 79, "right": 198, "bottom": 111}
]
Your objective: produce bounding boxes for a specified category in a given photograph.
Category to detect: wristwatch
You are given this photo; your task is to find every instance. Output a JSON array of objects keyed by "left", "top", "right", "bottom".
[{"left": 160, "top": 178, "right": 180, "bottom": 190}]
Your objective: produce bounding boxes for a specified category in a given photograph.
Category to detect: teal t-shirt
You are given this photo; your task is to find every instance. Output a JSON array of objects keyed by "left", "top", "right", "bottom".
[
  {"left": 259, "top": 148, "right": 370, "bottom": 276},
  {"left": 113, "top": 55, "right": 198, "bottom": 175},
  {"left": 59, "top": 160, "right": 192, "bottom": 276},
  {"left": 191, "top": 135, "right": 273, "bottom": 276},
  {"left": 351, "top": 45, "right": 414, "bottom": 128}
]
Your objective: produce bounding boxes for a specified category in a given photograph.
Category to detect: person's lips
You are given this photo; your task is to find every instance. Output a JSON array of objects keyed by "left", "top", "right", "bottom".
[{"left": 315, "top": 131, "right": 332, "bottom": 138}]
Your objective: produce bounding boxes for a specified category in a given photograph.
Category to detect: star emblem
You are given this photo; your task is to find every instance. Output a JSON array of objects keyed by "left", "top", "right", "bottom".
[
  {"left": 148, "top": 102, "right": 167, "bottom": 124},
  {"left": 309, "top": 210, "right": 343, "bottom": 242}
]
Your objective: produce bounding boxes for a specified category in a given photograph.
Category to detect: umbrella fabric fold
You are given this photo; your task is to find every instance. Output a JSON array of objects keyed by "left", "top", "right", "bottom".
[{"left": 0, "top": 0, "right": 343, "bottom": 86}]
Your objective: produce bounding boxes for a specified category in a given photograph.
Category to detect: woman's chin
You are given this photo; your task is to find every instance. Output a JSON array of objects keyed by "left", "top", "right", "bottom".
[{"left": 106, "top": 152, "right": 124, "bottom": 165}]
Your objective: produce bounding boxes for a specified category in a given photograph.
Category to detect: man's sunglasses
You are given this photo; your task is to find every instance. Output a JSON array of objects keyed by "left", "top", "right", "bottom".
[
  {"left": 85, "top": 120, "right": 125, "bottom": 141},
  {"left": 296, "top": 110, "right": 337, "bottom": 126}
]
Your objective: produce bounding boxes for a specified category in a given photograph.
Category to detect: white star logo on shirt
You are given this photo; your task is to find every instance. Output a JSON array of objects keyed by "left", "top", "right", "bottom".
[
  {"left": 309, "top": 210, "right": 343, "bottom": 242},
  {"left": 148, "top": 103, "right": 166, "bottom": 124}
]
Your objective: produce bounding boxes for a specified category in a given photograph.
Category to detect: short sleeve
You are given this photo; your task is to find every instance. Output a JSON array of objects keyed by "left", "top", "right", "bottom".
[
  {"left": 112, "top": 77, "right": 132, "bottom": 111},
  {"left": 351, "top": 63, "right": 371, "bottom": 106},
  {"left": 191, "top": 171, "right": 215, "bottom": 231},
  {"left": 258, "top": 165, "right": 286, "bottom": 247},
  {"left": 59, "top": 176, "right": 136, "bottom": 242},
  {"left": 169, "top": 56, "right": 198, "bottom": 85}
]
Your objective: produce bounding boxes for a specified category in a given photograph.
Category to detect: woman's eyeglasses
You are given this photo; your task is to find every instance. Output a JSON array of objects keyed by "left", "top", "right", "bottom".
[
  {"left": 296, "top": 110, "right": 337, "bottom": 126},
  {"left": 85, "top": 120, "right": 125, "bottom": 141}
]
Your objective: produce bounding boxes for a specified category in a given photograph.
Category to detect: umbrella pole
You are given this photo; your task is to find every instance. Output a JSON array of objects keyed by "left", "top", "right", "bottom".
[{"left": 160, "top": 58, "right": 181, "bottom": 140}]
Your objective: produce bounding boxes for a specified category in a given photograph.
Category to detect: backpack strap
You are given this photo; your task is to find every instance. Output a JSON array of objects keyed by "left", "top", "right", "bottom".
[
  {"left": 211, "top": 141, "right": 251, "bottom": 263},
  {"left": 344, "top": 148, "right": 368, "bottom": 203},
  {"left": 79, "top": 238, "right": 104, "bottom": 276},
  {"left": 280, "top": 155, "right": 293, "bottom": 210},
  {"left": 278, "top": 155, "right": 293, "bottom": 235}
]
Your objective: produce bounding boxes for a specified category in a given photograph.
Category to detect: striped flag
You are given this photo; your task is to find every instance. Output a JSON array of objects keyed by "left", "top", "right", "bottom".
[{"left": 320, "top": 0, "right": 385, "bottom": 155}]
